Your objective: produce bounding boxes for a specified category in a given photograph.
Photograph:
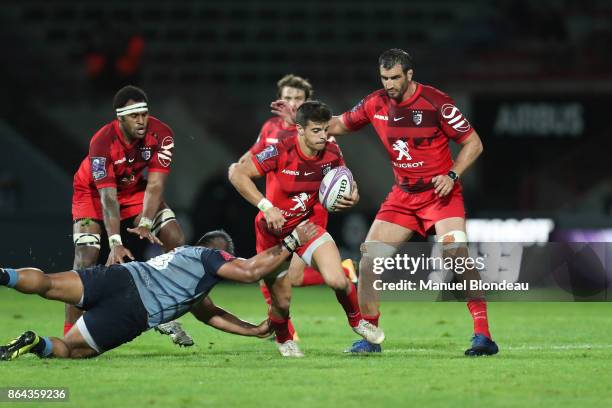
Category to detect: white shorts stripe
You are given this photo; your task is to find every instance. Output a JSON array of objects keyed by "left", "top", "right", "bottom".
[
  {"left": 75, "top": 317, "right": 101, "bottom": 354},
  {"left": 300, "top": 232, "right": 334, "bottom": 266}
]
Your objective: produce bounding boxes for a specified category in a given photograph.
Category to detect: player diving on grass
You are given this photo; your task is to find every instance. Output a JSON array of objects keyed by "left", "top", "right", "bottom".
[
  {"left": 229, "top": 100, "right": 384, "bottom": 357},
  {"left": 236, "top": 74, "right": 357, "bottom": 341},
  {"left": 0, "top": 223, "right": 318, "bottom": 360}
]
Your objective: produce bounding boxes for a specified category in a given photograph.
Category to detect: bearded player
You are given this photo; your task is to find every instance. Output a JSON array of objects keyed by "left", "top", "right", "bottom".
[
  {"left": 274, "top": 49, "right": 497, "bottom": 356},
  {"left": 70, "top": 85, "right": 192, "bottom": 346},
  {"left": 0, "top": 223, "right": 319, "bottom": 360},
  {"left": 229, "top": 101, "right": 383, "bottom": 357},
  {"left": 237, "top": 75, "right": 356, "bottom": 341}
]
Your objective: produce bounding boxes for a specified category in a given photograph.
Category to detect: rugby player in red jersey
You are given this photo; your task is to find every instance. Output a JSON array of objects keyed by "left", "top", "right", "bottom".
[
  {"left": 237, "top": 75, "right": 356, "bottom": 341},
  {"left": 69, "top": 85, "right": 192, "bottom": 346},
  {"left": 273, "top": 49, "right": 497, "bottom": 356},
  {"left": 229, "top": 101, "right": 384, "bottom": 357}
]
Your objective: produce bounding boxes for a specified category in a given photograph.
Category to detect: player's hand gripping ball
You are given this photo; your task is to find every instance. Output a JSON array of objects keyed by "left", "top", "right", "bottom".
[{"left": 319, "top": 166, "right": 354, "bottom": 212}]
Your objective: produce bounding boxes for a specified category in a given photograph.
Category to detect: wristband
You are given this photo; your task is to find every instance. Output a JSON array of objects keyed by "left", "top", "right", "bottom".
[
  {"left": 109, "top": 234, "right": 123, "bottom": 248},
  {"left": 282, "top": 234, "right": 299, "bottom": 253},
  {"left": 257, "top": 198, "right": 274, "bottom": 212},
  {"left": 138, "top": 216, "right": 153, "bottom": 229}
]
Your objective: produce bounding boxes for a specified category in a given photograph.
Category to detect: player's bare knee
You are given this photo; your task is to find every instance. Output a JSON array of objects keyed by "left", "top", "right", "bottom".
[{"left": 325, "top": 273, "right": 348, "bottom": 291}]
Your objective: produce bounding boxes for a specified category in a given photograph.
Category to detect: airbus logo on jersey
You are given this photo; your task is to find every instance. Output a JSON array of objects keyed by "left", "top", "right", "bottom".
[
  {"left": 391, "top": 140, "right": 424, "bottom": 168},
  {"left": 282, "top": 169, "right": 300, "bottom": 176},
  {"left": 374, "top": 114, "right": 388, "bottom": 121},
  {"left": 441, "top": 104, "right": 471, "bottom": 132}
]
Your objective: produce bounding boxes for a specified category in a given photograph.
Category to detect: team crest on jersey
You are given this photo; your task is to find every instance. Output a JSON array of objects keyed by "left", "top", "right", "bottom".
[
  {"left": 140, "top": 147, "right": 152, "bottom": 161},
  {"left": 91, "top": 157, "right": 107, "bottom": 181},
  {"left": 322, "top": 164, "right": 333, "bottom": 176},
  {"left": 413, "top": 111, "right": 423, "bottom": 125},
  {"left": 256, "top": 145, "right": 278, "bottom": 163}
]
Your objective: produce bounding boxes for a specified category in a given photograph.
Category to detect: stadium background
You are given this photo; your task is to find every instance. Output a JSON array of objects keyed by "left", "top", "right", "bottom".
[{"left": 0, "top": 0, "right": 610, "bottom": 267}]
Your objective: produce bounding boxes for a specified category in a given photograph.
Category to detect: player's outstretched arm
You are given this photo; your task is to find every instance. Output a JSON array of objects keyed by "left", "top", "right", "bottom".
[
  {"left": 216, "top": 221, "right": 319, "bottom": 283},
  {"left": 190, "top": 296, "right": 271, "bottom": 338},
  {"left": 228, "top": 157, "right": 286, "bottom": 231},
  {"left": 99, "top": 187, "right": 134, "bottom": 265},
  {"left": 270, "top": 100, "right": 351, "bottom": 136},
  {"left": 127, "top": 172, "right": 165, "bottom": 246}
]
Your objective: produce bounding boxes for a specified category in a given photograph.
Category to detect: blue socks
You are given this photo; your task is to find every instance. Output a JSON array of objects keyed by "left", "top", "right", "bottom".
[{"left": 0, "top": 268, "right": 19, "bottom": 288}]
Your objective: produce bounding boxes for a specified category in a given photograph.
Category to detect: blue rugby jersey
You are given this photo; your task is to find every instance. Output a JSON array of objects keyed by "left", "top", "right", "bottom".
[{"left": 122, "top": 246, "right": 233, "bottom": 327}]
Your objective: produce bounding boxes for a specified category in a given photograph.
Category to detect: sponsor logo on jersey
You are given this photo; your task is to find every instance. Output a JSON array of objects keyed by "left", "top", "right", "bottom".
[
  {"left": 413, "top": 111, "right": 423, "bottom": 125},
  {"left": 91, "top": 157, "right": 107, "bottom": 181},
  {"left": 282, "top": 169, "right": 300, "bottom": 176},
  {"left": 441, "top": 104, "right": 471, "bottom": 132},
  {"left": 256, "top": 145, "right": 278, "bottom": 164},
  {"left": 304, "top": 171, "right": 315, "bottom": 176},
  {"left": 374, "top": 114, "right": 388, "bottom": 121},
  {"left": 265, "top": 137, "right": 279, "bottom": 144},
  {"left": 158, "top": 136, "right": 174, "bottom": 167},
  {"left": 392, "top": 140, "right": 412, "bottom": 160},
  {"left": 140, "top": 147, "right": 152, "bottom": 161},
  {"left": 114, "top": 157, "right": 126, "bottom": 165},
  {"left": 289, "top": 193, "right": 310, "bottom": 212},
  {"left": 391, "top": 139, "right": 424, "bottom": 168}
]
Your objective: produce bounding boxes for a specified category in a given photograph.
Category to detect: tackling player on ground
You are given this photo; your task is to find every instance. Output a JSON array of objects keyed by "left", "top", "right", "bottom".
[
  {"left": 229, "top": 101, "right": 384, "bottom": 357},
  {"left": 274, "top": 49, "right": 497, "bottom": 356},
  {"left": 0, "top": 223, "right": 318, "bottom": 360},
  {"left": 237, "top": 75, "right": 356, "bottom": 341},
  {"left": 70, "top": 85, "right": 192, "bottom": 346}
]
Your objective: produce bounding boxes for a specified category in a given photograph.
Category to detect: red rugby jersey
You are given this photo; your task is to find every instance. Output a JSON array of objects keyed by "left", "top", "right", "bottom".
[
  {"left": 249, "top": 116, "right": 297, "bottom": 154},
  {"left": 341, "top": 83, "right": 473, "bottom": 192},
  {"left": 73, "top": 116, "right": 174, "bottom": 197},
  {"left": 251, "top": 136, "right": 345, "bottom": 232}
]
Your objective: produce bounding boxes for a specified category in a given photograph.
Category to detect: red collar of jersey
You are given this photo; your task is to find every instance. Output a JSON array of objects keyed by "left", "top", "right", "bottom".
[
  {"left": 391, "top": 82, "right": 422, "bottom": 107},
  {"left": 113, "top": 119, "right": 142, "bottom": 149},
  {"left": 295, "top": 135, "right": 321, "bottom": 161}
]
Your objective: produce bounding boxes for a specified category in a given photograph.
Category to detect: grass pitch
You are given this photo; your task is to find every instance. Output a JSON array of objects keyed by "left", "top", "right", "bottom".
[{"left": 1, "top": 284, "right": 612, "bottom": 408}]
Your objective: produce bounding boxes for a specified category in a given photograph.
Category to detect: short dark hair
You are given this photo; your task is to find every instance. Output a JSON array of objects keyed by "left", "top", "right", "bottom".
[
  {"left": 295, "top": 100, "right": 332, "bottom": 127},
  {"left": 277, "top": 74, "right": 313, "bottom": 100},
  {"left": 378, "top": 48, "right": 414, "bottom": 72},
  {"left": 113, "top": 85, "right": 148, "bottom": 111},
  {"left": 196, "top": 229, "right": 235, "bottom": 255}
]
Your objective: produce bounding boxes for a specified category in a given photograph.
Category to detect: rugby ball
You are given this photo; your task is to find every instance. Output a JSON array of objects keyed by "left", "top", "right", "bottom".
[{"left": 319, "top": 166, "right": 353, "bottom": 212}]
